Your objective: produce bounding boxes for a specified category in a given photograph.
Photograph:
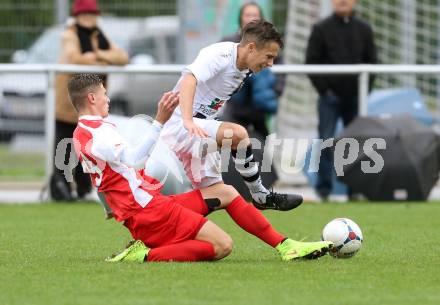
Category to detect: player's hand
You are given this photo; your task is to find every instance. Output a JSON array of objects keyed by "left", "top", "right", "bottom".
[
  {"left": 155, "top": 91, "right": 179, "bottom": 125},
  {"left": 183, "top": 119, "right": 209, "bottom": 138}
]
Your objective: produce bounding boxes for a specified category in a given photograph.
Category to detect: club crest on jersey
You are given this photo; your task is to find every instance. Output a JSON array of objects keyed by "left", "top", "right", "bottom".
[{"left": 209, "top": 98, "right": 225, "bottom": 110}]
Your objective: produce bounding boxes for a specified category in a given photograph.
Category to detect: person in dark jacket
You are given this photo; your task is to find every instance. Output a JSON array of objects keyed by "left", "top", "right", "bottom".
[{"left": 305, "top": 0, "right": 377, "bottom": 200}]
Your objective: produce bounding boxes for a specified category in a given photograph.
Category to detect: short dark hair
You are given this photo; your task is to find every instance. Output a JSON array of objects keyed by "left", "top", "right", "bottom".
[
  {"left": 240, "top": 20, "right": 284, "bottom": 49},
  {"left": 67, "top": 74, "right": 103, "bottom": 111},
  {"left": 238, "top": 2, "right": 264, "bottom": 28}
]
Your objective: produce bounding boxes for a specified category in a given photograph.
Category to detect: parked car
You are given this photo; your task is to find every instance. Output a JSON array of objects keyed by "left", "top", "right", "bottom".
[{"left": 0, "top": 15, "right": 179, "bottom": 141}]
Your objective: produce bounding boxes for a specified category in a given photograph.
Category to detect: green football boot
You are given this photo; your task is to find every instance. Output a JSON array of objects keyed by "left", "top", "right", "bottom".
[
  {"left": 276, "top": 238, "right": 333, "bottom": 261},
  {"left": 105, "top": 240, "right": 149, "bottom": 263}
]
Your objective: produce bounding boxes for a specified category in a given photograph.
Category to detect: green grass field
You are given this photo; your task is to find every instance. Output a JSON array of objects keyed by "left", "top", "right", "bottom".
[
  {"left": 1, "top": 202, "right": 439, "bottom": 305},
  {"left": 0, "top": 145, "right": 44, "bottom": 181}
]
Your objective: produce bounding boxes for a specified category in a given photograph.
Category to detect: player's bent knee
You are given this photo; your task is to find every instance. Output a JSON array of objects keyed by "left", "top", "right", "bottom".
[
  {"left": 208, "top": 184, "right": 239, "bottom": 208},
  {"left": 196, "top": 220, "right": 233, "bottom": 259},
  {"left": 222, "top": 184, "right": 239, "bottom": 204},
  {"left": 223, "top": 184, "right": 238, "bottom": 194},
  {"left": 232, "top": 125, "right": 249, "bottom": 144},
  {"left": 214, "top": 235, "right": 234, "bottom": 259}
]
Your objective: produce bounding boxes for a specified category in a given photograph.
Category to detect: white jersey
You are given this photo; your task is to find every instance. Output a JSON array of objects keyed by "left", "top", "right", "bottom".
[{"left": 173, "top": 41, "right": 251, "bottom": 119}]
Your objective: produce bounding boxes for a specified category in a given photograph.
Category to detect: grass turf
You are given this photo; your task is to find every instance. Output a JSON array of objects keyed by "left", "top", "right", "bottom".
[
  {"left": 0, "top": 145, "right": 44, "bottom": 181},
  {"left": 0, "top": 202, "right": 439, "bottom": 305}
]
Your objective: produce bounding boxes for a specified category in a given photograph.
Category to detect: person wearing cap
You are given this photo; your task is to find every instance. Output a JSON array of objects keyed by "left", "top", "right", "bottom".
[{"left": 50, "top": 0, "right": 129, "bottom": 201}]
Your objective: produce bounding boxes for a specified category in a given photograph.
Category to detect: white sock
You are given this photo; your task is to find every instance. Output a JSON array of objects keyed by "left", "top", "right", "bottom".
[{"left": 244, "top": 177, "right": 269, "bottom": 203}]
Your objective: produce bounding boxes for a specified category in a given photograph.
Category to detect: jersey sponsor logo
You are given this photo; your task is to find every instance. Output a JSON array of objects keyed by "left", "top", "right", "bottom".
[
  {"left": 209, "top": 98, "right": 225, "bottom": 110},
  {"left": 198, "top": 99, "right": 225, "bottom": 117},
  {"left": 197, "top": 98, "right": 225, "bottom": 116},
  {"left": 199, "top": 104, "right": 217, "bottom": 116}
]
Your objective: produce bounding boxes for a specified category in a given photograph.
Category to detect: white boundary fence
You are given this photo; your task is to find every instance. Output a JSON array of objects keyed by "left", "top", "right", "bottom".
[{"left": 0, "top": 63, "right": 439, "bottom": 186}]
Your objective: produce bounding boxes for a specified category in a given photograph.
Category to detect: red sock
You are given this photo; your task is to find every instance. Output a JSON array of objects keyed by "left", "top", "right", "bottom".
[
  {"left": 226, "top": 196, "right": 285, "bottom": 247},
  {"left": 146, "top": 240, "right": 216, "bottom": 262}
]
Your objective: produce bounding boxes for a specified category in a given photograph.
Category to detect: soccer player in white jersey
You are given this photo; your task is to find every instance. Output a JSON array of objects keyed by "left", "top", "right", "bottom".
[
  {"left": 69, "top": 74, "right": 333, "bottom": 263},
  {"left": 161, "top": 20, "right": 302, "bottom": 211}
]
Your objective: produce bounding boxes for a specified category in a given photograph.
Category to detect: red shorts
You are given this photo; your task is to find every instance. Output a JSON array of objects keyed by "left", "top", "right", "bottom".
[{"left": 123, "top": 189, "right": 209, "bottom": 248}]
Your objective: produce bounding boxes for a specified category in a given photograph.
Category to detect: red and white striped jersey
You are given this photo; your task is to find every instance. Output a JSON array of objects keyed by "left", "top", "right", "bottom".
[{"left": 73, "top": 115, "right": 163, "bottom": 221}]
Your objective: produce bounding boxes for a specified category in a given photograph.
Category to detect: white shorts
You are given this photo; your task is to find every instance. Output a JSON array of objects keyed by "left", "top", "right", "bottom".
[{"left": 161, "top": 114, "right": 223, "bottom": 189}]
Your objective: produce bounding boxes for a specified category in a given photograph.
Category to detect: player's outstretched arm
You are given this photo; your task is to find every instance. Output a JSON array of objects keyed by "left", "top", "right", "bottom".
[{"left": 180, "top": 74, "right": 209, "bottom": 138}]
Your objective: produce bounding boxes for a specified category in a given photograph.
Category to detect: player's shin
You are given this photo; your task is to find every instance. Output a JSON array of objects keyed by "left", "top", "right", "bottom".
[
  {"left": 226, "top": 195, "right": 284, "bottom": 247},
  {"left": 231, "top": 145, "right": 269, "bottom": 203},
  {"left": 147, "top": 240, "right": 216, "bottom": 262},
  {"left": 232, "top": 144, "right": 303, "bottom": 211}
]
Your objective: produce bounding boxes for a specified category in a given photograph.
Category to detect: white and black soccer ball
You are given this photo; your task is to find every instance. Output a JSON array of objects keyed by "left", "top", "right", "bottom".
[{"left": 322, "top": 218, "right": 363, "bottom": 258}]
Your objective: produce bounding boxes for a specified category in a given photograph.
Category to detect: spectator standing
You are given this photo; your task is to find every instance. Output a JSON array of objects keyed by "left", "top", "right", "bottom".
[
  {"left": 50, "top": 0, "right": 129, "bottom": 201},
  {"left": 305, "top": 0, "right": 377, "bottom": 200}
]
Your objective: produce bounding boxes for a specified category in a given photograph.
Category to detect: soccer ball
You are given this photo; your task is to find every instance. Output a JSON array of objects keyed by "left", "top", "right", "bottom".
[{"left": 322, "top": 218, "right": 363, "bottom": 258}]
